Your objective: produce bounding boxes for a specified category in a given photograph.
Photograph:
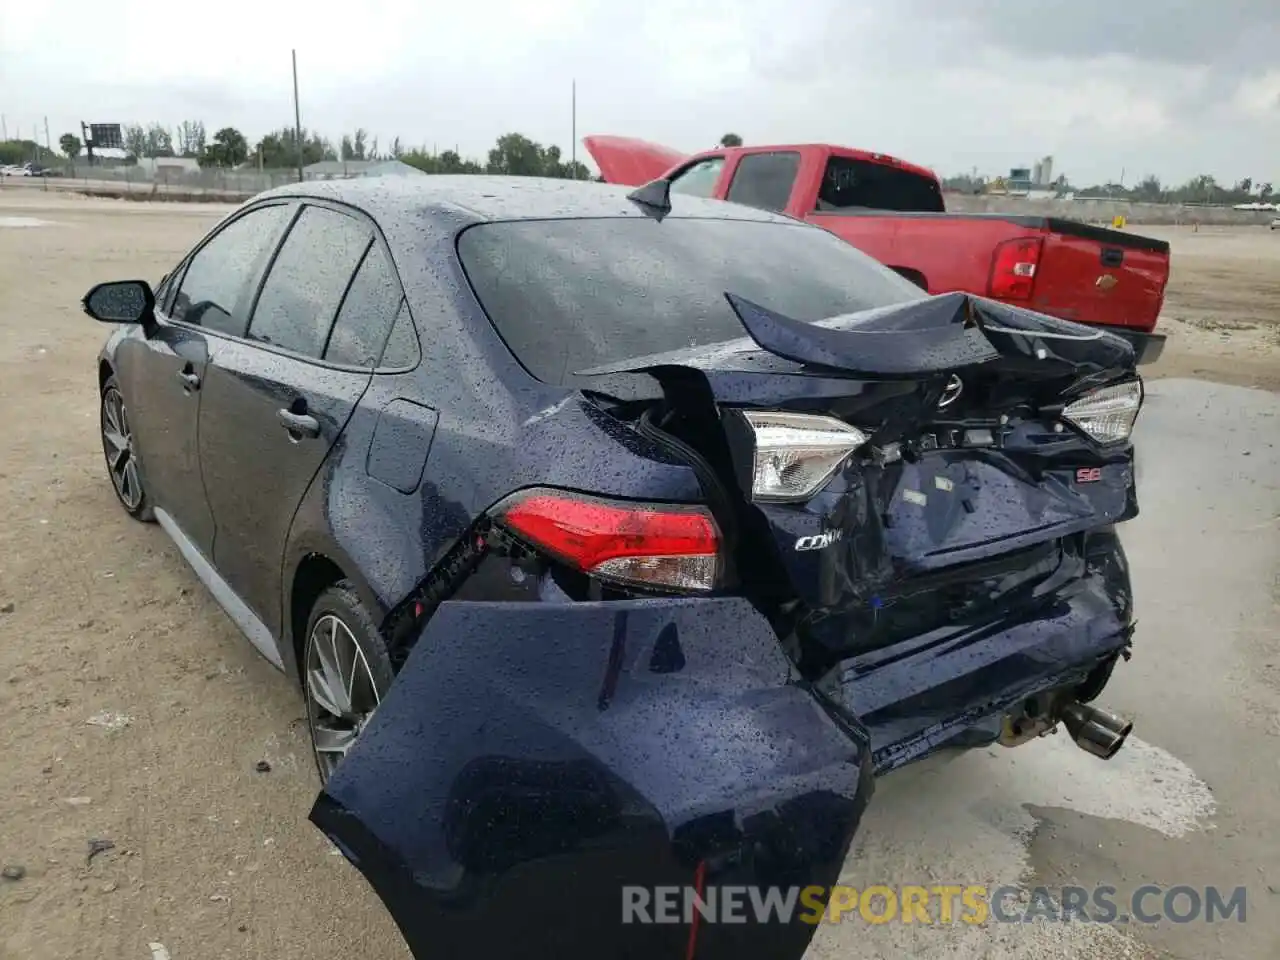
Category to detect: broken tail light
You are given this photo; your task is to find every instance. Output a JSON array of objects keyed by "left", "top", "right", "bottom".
[
  {"left": 495, "top": 488, "right": 721, "bottom": 592},
  {"left": 988, "top": 237, "right": 1044, "bottom": 301},
  {"left": 734, "top": 411, "right": 869, "bottom": 502},
  {"left": 1061, "top": 379, "right": 1143, "bottom": 444}
]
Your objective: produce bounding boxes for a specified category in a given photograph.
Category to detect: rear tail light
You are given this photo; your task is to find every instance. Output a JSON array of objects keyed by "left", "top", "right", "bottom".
[
  {"left": 988, "top": 237, "right": 1043, "bottom": 301},
  {"left": 1061, "top": 379, "right": 1143, "bottom": 444},
  {"left": 737, "top": 411, "right": 869, "bottom": 502},
  {"left": 495, "top": 488, "right": 720, "bottom": 592}
]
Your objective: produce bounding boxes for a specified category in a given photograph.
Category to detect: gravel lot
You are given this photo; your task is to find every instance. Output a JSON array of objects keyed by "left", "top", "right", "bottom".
[{"left": 1, "top": 192, "right": 1277, "bottom": 960}]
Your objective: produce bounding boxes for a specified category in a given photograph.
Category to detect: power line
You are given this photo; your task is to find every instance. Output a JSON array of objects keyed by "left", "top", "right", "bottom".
[{"left": 292, "top": 49, "right": 304, "bottom": 184}]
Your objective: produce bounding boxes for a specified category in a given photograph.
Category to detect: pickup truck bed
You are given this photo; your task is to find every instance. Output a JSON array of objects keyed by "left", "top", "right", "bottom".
[{"left": 584, "top": 136, "right": 1171, "bottom": 364}]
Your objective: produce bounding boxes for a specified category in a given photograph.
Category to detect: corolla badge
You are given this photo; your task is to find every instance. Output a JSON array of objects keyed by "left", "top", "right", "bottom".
[
  {"left": 937, "top": 375, "right": 964, "bottom": 409},
  {"left": 794, "top": 528, "right": 843, "bottom": 551},
  {"left": 1096, "top": 274, "right": 1119, "bottom": 290}
]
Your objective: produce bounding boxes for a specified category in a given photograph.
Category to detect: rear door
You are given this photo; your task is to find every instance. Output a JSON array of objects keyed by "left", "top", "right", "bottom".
[{"left": 196, "top": 202, "right": 383, "bottom": 638}]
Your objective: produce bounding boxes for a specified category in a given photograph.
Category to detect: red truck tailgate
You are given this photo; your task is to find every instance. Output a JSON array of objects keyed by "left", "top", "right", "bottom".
[{"left": 1030, "top": 221, "right": 1170, "bottom": 332}]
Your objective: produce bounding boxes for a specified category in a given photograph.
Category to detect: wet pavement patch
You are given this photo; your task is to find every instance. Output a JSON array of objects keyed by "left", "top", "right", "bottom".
[{"left": 0, "top": 216, "right": 57, "bottom": 228}]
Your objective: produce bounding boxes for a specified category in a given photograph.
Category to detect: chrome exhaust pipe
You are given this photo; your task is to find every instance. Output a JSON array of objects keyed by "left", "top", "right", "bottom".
[{"left": 1059, "top": 702, "right": 1133, "bottom": 759}]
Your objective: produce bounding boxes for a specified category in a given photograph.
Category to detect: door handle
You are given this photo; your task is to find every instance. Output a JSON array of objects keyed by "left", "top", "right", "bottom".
[
  {"left": 277, "top": 408, "right": 321, "bottom": 439},
  {"left": 176, "top": 371, "right": 201, "bottom": 391}
]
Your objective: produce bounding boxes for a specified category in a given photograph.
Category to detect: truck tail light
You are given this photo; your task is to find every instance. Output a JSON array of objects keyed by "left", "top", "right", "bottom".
[
  {"left": 988, "top": 237, "right": 1043, "bottom": 301},
  {"left": 494, "top": 488, "right": 721, "bottom": 592}
]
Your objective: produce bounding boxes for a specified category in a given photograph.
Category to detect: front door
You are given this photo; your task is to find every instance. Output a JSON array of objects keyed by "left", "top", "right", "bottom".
[
  {"left": 197, "top": 202, "right": 377, "bottom": 638},
  {"left": 126, "top": 201, "right": 295, "bottom": 553}
]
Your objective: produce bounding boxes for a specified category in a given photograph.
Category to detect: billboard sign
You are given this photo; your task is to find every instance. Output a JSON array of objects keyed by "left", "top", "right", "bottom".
[{"left": 86, "top": 124, "right": 124, "bottom": 149}]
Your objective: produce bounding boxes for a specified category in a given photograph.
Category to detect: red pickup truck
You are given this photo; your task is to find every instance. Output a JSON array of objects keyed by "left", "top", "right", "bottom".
[{"left": 584, "top": 136, "right": 1170, "bottom": 364}]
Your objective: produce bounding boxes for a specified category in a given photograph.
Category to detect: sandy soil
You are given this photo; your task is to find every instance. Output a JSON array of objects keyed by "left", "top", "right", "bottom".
[
  {"left": 0, "top": 193, "right": 1276, "bottom": 960},
  {"left": 0, "top": 194, "right": 409, "bottom": 960},
  {"left": 1138, "top": 225, "right": 1280, "bottom": 391}
]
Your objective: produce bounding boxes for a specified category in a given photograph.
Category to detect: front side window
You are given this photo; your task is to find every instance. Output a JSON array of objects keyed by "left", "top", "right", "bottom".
[
  {"left": 725, "top": 152, "right": 801, "bottom": 213},
  {"left": 171, "top": 204, "right": 291, "bottom": 335},
  {"left": 247, "top": 206, "right": 372, "bottom": 358},
  {"left": 668, "top": 157, "right": 725, "bottom": 198}
]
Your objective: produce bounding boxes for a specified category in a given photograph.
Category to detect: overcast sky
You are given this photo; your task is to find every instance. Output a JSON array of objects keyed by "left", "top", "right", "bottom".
[{"left": 2, "top": 0, "right": 1277, "bottom": 186}]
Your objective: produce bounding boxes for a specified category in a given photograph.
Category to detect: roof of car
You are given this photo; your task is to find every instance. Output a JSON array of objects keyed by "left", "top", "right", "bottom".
[{"left": 253, "top": 175, "right": 795, "bottom": 227}]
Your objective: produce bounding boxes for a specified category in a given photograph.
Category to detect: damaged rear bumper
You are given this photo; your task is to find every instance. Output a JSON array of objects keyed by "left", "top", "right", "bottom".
[
  {"left": 312, "top": 542, "right": 1133, "bottom": 960},
  {"left": 823, "top": 532, "right": 1134, "bottom": 773}
]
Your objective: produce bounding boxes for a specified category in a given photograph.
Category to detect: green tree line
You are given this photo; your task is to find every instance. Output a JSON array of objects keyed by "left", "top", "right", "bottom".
[{"left": 4, "top": 122, "right": 594, "bottom": 180}]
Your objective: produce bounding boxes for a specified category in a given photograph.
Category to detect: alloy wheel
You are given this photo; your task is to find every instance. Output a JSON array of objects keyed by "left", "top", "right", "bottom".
[
  {"left": 101, "top": 386, "right": 143, "bottom": 511},
  {"left": 305, "top": 614, "right": 384, "bottom": 781}
]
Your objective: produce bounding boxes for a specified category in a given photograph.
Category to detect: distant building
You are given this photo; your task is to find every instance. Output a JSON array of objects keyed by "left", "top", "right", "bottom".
[
  {"left": 76, "top": 146, "right": 129, "bottom": 163},
  {"left": 1006, "top": 167, "right": 1035, "bottom": 193},
  {"left": 135, "top": 157, "right": 201, "bottom": 179},
  {"left": 301, "top": 159, "right": 424, "bottom": 181},
  {"left": 1038, "top": 156, "right": 1054, "bottom": 186}
]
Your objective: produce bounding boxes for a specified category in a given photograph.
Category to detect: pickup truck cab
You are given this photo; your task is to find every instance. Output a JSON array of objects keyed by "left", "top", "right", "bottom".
[{"left": 585, "top": 137, "right": 1170, "bottom": 364}]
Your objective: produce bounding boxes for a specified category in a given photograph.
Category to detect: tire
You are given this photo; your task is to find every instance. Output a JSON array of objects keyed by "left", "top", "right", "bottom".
[
  {"left": 301, "top": 580, "right": 395, "bottom": 784},
  {"left": 100, "top": 375, "right": 155, "bottom": 522}
]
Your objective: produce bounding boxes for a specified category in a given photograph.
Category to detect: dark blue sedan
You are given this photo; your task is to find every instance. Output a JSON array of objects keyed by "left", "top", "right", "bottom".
[{"left": 84, "top": 175, "right": 1142, "bottom": 960}]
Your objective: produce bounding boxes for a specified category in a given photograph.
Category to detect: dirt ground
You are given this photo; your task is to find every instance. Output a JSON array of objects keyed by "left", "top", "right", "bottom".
[
  {"left": 0, "top": 192, "right": 1277, "bottom": 960},
  {"left": 1135, "top": 225, "right": 1280, "bottom": 392}
]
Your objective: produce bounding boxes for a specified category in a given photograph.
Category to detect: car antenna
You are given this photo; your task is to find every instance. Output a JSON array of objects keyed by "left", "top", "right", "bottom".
[{"left": 626, "top": 178, "right": 672, "bottom": 220}]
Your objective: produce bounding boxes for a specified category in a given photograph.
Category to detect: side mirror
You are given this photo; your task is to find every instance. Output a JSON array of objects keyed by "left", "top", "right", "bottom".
[{"left": 82, "top": 280, "right": 155, "bottom": 325}]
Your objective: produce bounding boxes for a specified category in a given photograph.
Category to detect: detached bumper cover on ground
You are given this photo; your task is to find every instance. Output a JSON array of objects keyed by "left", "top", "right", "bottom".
[{"left": 311, "top": 598, "right": 873, "bottom": 960}]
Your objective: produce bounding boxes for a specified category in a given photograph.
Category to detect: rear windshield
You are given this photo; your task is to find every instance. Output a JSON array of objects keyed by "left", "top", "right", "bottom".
[
  {"left": 817, "top": 157, "right": 944, "bottom": 213},
  {"left": 458, "top": 217, "right": 926, "bottom": 384}
]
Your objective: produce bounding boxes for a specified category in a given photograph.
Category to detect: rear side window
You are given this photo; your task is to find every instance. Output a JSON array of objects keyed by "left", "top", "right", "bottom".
[
  {"left": 458, "top": 217, "right": 924, "bottom": 384},
  {"left": 668, "top": 157, "right": 725, "bottom": 198},
  {"left": 325, "top": 242, "right": 409, "bottom": 367},
  {"left": 725, "top": 152, "right": 800, "bottom": 213},
  {"left": 248, "top": 206, "right": 372, "bottom": 358},
  {"left": 817, "top": 157, "right": 944, "bottom": 213},
  {"left": 171, "top": 204, "right": 291, "bottom": 335},
  {"left": 378, "top": 302, "right": 420, "bottom": 369}
]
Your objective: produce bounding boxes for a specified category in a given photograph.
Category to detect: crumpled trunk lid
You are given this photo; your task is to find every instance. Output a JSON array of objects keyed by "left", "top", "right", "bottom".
[{"left": 582, "top": 292, "right": 1139, "bottom": 663}]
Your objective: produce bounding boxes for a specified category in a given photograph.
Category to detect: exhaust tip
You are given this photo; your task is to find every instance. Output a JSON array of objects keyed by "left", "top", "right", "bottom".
[{"left": 1060, "top": 702, "right": 1133, "bottom": 760}]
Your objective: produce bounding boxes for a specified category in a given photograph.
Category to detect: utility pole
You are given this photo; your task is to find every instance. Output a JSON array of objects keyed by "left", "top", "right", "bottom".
[
  {"left": 292, "top": 49, "right": 304, "bottom": 183},
  {"left": 1, "top": 114, "right": 7, "bottom": 141},
  {"left": 571, "top": 79, "right": 577, "bottom": 177},
  {"left": 44, "top": 117, "right": 52, "bottom": 159}
]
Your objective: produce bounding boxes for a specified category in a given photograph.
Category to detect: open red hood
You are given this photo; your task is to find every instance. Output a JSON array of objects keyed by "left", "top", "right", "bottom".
[{"left": 582, "top": 135, "right": 688, "bottom": 186}]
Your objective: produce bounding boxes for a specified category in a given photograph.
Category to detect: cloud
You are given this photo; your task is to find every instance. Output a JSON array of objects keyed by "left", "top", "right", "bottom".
[
  {"left": 896, "top": 0, "right": 1280, "bottom": 72},
  {"left": 1233, "top": 70, "right": 1280, "bottom": 119},
  {"left": 1, "top": 0, "right": 1276, "bottom": 186}
]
